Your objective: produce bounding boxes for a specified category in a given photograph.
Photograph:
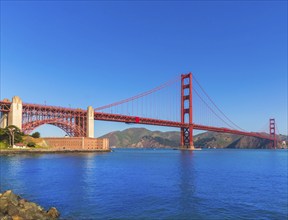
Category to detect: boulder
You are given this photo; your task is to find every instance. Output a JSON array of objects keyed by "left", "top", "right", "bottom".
[
  {"left": 47, "top": 207, "right": 60, "bottom": 218},
  {"left": 0, "top": 190, "right": 60, "bottom": 220}
]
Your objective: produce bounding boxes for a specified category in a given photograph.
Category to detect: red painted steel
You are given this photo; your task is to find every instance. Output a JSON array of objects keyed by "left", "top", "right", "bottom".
[
  {"left": 22, "top": 119, "right": 85, "bottom": 137},
  {"left": 193, "top": 76, "right": 245, "bottom": 131},
  {"left": 0, "top": 101, "right": 11, "bottom": 113},
  {"left": 21, "top": 103, "right": 87, "bottom": 136},
  {"left": 181, "top": 73, "right": 193, "bottom": 148},
  {"left": 0, "top": 74, "right": 278, "bottom": 146},
  {"left": 0, "top": 100, "right": 276, "bottom": 142},
  {"left": 94, "top": 75, "right": 180, "bottom": 111},
  {"left": 94, "top": 111, "right": 274, "bottom": 140},
  {"left": 135, "top": 117, "right": 140, "bottom": 123},
  {"left": 269, "top": 118, "right": 276, "bottom": 149}
]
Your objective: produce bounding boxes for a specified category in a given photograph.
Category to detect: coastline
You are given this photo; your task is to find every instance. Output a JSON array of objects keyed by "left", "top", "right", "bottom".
[{"left": 0, "top": 148, "right": 112, "bottom": 154}]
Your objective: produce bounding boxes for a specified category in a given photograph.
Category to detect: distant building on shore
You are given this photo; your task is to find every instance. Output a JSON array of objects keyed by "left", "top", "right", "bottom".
[{"left": 44, "top": 137, "right": 109, "bottom": 151}]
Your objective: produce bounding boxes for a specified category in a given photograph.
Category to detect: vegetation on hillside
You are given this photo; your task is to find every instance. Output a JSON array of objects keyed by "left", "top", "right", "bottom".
[
  {"left": 0, "top": 127, "right": 43, "bottom": 149},
  {"left": 31, "top": 132, "right": 40, "bottom": 138},
  {"left": 101, "top": 128, "right": 180, "bottom": 148},
  {"left": 101, "top": 128, "right": 287, "bottom": 149},
  {"left": 0, "top": 125, "right": 23, "bottom": 147}
]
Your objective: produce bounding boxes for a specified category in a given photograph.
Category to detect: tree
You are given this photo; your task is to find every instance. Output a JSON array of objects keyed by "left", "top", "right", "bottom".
[
  {"left": 31, "top": 132, "right": 40, "bottom": 138},
  {"left": 0, "top": 128, "right": 7, "bottom": 142},
  {"left": 4, "top": 125, "right": 23, "bottom": 147}
]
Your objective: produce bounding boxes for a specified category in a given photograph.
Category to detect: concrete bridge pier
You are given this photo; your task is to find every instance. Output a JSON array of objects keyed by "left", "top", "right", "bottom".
[
  {"left": 86, "top": 106, "right": 94, "bottom": 138},
  {"left": 0, "top": 112, "right": 8, "bottom": 128},
  {"left": 8, "top": 96, "right": 22, "bottom": 130}
]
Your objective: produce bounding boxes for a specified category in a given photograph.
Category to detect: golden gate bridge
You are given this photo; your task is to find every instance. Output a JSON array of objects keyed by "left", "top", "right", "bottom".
[{"left": 0, "top": 73, "right": 278, "bottom": 149}]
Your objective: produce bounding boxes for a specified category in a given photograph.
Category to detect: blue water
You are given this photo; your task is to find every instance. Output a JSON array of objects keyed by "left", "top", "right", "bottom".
[{"left": 0, "top": 149, "right": 287, "bottom": 219}]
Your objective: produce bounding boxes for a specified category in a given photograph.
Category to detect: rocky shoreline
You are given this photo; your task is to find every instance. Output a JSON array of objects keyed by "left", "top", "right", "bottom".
[{"left": 0, "top": 190, "right": 60, "bottom": 220}]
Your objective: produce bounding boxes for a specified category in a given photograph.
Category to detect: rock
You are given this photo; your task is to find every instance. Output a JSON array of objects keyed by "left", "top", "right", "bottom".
[
  {"left": 47, "top": 207, "right": 60, "bottom": 218},
  {"left": 1, "top": 216, "right": 12, "bottom": 220},
  {"left": 0, "top": 190, "right": 60, "bottom": 220},
  {"left": 18, "top": 199, "right": 26, "bottom": 209},
  {"left": 7, "top": 204, "right": 19, "bottom": 216},
  {"left": 4, "top": 191, "right": 19, "bottom": 207},
  {"left": 11, "top": 216, "right": 23, "bottom": 220}
]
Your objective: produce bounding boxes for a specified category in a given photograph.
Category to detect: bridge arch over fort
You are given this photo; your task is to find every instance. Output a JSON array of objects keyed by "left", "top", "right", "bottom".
[
  {"left": 0, "top": 96, "right": 94, "bottom": 138},
  {"left": 22, "top": 119, "right": 85, "bottom": 137}
]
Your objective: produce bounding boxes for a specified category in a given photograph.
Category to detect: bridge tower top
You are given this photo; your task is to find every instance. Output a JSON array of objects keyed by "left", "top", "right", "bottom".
[{"left": 12, "top": 96, "right": 22, "bottom": 104}]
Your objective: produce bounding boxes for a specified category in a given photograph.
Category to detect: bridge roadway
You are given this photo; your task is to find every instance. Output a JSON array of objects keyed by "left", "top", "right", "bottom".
[
  {"left": 0, "top": 101, "right": 273, "bottom": 141},
  {"left": 95, "top": 112, "right": 273, "bottom": 141}
]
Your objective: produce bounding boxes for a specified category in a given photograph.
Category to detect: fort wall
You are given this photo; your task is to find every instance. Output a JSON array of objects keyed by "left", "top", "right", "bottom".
[{"left": 43, "top": 137, "right": 109, "bottom": 151}]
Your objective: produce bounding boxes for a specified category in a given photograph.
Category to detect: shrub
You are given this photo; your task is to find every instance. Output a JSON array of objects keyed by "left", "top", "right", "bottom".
[
  {"left": 31, "top": 132, "right": 40, "bottom": 138},
  {"left": 27, "top": 142, "right": 36, "bottom": 147}
]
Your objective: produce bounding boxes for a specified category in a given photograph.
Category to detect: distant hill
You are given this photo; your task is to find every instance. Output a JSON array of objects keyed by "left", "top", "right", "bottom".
[
  {"left": 100, "top": 128, "right": 180, "bottom": 148},
  {"left": 100, "top": 128, "right": 287, "bottom": 149},
  {"left": 194, "top": 132, "right": 273, "bottom": 149}
]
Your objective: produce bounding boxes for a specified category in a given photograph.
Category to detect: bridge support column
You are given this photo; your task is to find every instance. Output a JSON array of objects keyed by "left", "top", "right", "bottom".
[
  {"left": 86, "top": 106, "right": 94, "bottom": 138},
  {"left": 0, "top": 112, "right": 8, "bottom": 128},
  {"left": 8, "top": 96, "right": 22, "bottom": 130},
  {"left": 181, "top": 73, "right": 194, "bottom": 150},
  {"left": 269, "top": 118, "right": 276, "bottom": 149}
]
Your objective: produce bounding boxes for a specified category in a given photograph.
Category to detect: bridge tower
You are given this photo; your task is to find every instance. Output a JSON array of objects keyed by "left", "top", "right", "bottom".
[
  {"left": 181, "top": 73, "right": 194, "bottom": 149},
  {"left": 8, "top": 96, "right": 22, "bottom": 129},
  {"left": 86, "top": 106, "right": 94, "bottom": 138},
  {"left": 269, "top": 118, "right": 276, "bottom": 149}
]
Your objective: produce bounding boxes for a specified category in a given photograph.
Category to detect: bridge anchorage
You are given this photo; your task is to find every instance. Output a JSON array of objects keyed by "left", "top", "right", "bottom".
[{"left": 0, "top": 72, "right": 279, "bottom": 149}]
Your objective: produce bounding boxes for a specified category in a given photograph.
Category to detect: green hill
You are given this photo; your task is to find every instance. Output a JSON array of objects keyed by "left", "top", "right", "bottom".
[
  {"left": 100, "top": 128, "right": 180, "bottom": 148},
  {"left": 100, "top": 128, "right": 287, "bottom": 149}
]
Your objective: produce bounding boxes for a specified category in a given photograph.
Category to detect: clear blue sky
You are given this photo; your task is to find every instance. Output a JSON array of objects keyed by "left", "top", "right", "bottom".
[{"left": 1, "top": 0, "right": 287, "bottom": 137}]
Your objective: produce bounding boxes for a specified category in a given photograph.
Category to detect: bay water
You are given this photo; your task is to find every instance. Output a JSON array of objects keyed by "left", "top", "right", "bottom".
[{"left": 1, "top": 149, "right": 287, "bottom": 219}]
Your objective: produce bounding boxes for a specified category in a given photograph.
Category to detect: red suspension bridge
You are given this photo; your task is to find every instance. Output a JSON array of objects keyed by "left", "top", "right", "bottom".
[{"left": 0, "top": 73, "right": 279, "bottom": 149}]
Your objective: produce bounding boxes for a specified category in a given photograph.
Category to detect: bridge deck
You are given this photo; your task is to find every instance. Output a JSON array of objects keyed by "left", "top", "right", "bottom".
[
  {"left": 94, "top": 112, "right": 273, "bottom": 141},
  {"left": 0, "top": 101, "right": 274, "bottom": 141}
]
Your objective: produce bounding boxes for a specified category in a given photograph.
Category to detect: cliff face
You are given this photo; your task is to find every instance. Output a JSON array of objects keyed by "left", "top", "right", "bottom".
[
  {"left": 226, "top": 136, "right": 273, "bottom": 149},
  {"left": 100, "top": 128, "right": 287, "bottom": 149},
  {"left": 194, "top": 132, "right": 240, "bottom": 148}
]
